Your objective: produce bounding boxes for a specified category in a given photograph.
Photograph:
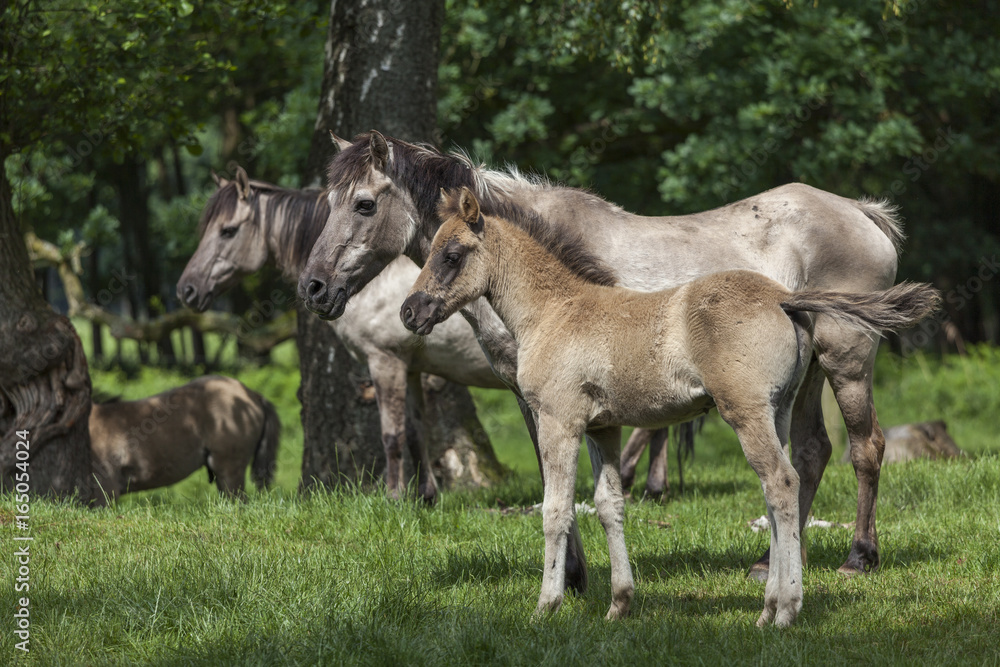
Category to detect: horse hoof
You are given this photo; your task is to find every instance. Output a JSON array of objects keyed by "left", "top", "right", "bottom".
[
  {"left": 748, "top": 562, "right": 769, "bottom": 583},
  {"left": 534, "top": 596, "right": 562, "bottom": 619},
  {"left": 605, "top": 604, "right": 630, "bottom": 621},
  {"left": 836, "top": 563, "right": 867, "bottom": 577}
]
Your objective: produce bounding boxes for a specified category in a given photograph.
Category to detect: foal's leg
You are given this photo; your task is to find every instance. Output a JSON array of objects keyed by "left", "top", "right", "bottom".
[
  {"left": 818, "top": 328, "right": 884, "bottom": 575},
  {"left": 586, "top": 426, "right": 635, "bottom": 620},
  {"left": 405, "top": 372, "right": 439, "bottom": 503},
  {"left": 749, "top": 361, "right": 831, "bottom": 581},
  {"left": 368, "top": 353, "right": 410, "bottom": 500},
  {"left": 644, "top": 428, "right": 670, "bottom": 500},
  {"left": 723, "top": 406, "right": 803, "bottom": 627},
  {"left": 534, "top": 412, "right": 584, "bottom": 616},
  {"left": 516, "top": 396, "right": 588, "bottom": 594}
]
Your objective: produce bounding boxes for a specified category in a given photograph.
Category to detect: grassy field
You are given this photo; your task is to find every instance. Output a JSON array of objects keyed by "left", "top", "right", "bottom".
[{"left": 2, "top": 331, "right": 999, "bottom": 664}]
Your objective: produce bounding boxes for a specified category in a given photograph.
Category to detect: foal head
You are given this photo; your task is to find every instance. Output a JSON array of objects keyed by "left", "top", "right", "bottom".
[
  {"left": 177, "top": 165, "right": 269, "bottom": 312},
  {"left": 400, "top": 187, "right": 489, "bottom": 335}
]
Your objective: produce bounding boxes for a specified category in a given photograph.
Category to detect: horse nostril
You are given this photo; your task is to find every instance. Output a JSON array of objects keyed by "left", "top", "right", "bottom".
[
  {"left": 403, "top": 307, "right": 413, "bottom": 324},
  {"left": 183, "top": 285, "right": 197, "bottom": 304},
  {"left": 306, "top": 279, "right": 326, "bottom": 300}
]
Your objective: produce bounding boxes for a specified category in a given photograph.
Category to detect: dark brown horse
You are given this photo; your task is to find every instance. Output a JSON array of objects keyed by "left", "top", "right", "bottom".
[{"left": 90, "top": 375, "right": 280, "bottom": 499}]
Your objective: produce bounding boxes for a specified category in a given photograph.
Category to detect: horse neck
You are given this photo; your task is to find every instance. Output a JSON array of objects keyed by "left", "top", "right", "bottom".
[
  {"left": 481, "top": 219, "right": 592, "bottom": 341},
  {"left": 257, "top": 189, "right": 312, "bottom": 281}
]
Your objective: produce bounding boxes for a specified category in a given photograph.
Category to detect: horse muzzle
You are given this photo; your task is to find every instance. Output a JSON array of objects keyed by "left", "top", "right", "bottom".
[
  {"left": 177, "top": 282, "right": 214, "bottom": 313},
  {"left": 298, "top": 273, "right": 349, "bottom": 320},
  {"left": 400, "top": 292, "right": 442, "bottom": 336}
]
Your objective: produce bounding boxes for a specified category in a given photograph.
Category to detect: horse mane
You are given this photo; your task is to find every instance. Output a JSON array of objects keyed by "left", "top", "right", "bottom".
[
  {"left": 439, "top": 192, "right": 618, "bottom": 287},
  {"left": 198, "top": 178, "right": 330, "bottom": 276},
  {"left": 329, "top": 134, "right": 618, "bottom": 286}
]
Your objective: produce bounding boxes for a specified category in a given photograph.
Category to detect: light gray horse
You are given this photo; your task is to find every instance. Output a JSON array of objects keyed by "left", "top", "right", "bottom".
[
  {"left": 298, "top": 131, "right": 904, "bottom": 588},
  {"left": 90, "top": 375, "right": 280, "bottom": 499},
  {"left": 176, "top": 166, "right": 506, "bottom": 501},
  {"left": 400, "top": 188, "right": 938, "bottom": 625}
]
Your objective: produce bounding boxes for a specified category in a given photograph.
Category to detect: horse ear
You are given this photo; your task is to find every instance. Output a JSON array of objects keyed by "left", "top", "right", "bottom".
[
  {"left": 234, "top": 165, "right": 250, "bottom": 200},
  {"left": 329, "top": 130, "right": 352, "bottom": 153},
  {"left": 369, "top": 130, "right": 390, "bottom": 171},
  {"left": 458, "top": 187, "right": 483, "bottom": 234},
  {"left": 211, "top": 170, "right": 222, "bottom": 186}
]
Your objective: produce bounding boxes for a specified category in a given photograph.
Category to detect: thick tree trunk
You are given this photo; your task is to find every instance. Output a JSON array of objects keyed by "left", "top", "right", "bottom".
[
  {"left": 298, "top": 0, "right": 503, "bottom": 491},
  {"left": 0, "top": 160, "right": 96, "bottom": 502}
]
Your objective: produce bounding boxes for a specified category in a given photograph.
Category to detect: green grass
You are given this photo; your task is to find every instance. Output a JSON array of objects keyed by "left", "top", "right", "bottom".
[{"left": 2, "top": 330, "right": 999, "bottom": 664}]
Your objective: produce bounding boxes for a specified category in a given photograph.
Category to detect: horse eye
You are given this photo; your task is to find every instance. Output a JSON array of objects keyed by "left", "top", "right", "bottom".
[
  {"left": 220, "top": 226, "right": 239, "bottom": 239},
  {"left": 355, "top": 199, "right": 376, "bottom": 214},
  {"left": 445, "top": 252, "right": 461, "bottom": 265}
]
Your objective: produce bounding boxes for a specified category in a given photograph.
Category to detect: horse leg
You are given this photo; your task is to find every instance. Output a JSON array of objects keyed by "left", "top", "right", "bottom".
[
  {"left": 749, "top": 361, "right": 831, "bottom": 582},
  {"left": 368, "top": 353, "right": 409, "bottom": 500},
  {"left": 724, "top": 405, "right": 803, "bottom": 627},
  {"left": 645, "top": 428, "right": 670, "bottom": 500},
  {"left": 619, "top": 427, "right": 651, "bottom": 495},
  {"left": 586, "top": 425, "right": 635, "bottom": 620},
  {"left": 516, "top": 395, "right": 588, "bottom": 594},
  {"left": 405, "top": 371, "right": 439, "bottom": 504},
  {"left": 210, "top": 458, "right": 248, "bottom": 500},
  {"left": 818, "top": 330, "right": 884, "bottom": 575},
  {"left": 534, "top": 412, "right": 584, "bottom": 617}
]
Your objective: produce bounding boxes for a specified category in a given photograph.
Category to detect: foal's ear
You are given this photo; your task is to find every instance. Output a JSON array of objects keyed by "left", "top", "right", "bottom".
[
  {"left": 369, "top": 130, "right": 391, "bottom": 171},
  {"left": 329, "top": 130, "right": 352, "bottom": 153},
  {"left": 211, "top": 170, "right": 223, "bottom": 186},
  {"left": 234, "top": 165, "right": 251, "bottom": 200},
  {"left": 458, "top": 187, "right": 483, "bottom": 234}
]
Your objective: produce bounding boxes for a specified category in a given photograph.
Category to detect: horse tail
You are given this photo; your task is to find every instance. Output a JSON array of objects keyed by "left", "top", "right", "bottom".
[
  {"left": 781, "top": 282, "right": 940, "bottom": 337},
  {"left": 855, "top": 197, "right": 906, "bottom": 255},
  {"left": 251, "top": 394, "right": 282, "bottom": 491}
]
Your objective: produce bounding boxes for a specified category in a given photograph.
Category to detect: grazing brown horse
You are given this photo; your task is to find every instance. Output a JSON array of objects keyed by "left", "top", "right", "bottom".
[
  {"left": 400, "top": 188, "right": 939, "bottom": 625},
  {"left": 90, "top": 376, "right": 280, "bottom": 499},
  {"left": 299, "top": 131, "right": 906, "bottom": 590}
]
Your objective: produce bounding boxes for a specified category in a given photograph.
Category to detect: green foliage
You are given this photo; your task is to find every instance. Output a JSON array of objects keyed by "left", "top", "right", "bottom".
[{"left": 441, "top": 0, "right": 1000, "bottom": 342}]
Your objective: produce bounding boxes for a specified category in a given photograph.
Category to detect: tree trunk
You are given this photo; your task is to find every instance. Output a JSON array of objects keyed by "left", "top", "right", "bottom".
[
  {"left": 0, "top": 158, "right": 96, "bottom": 502},
  {"left": 298, "top": 0, "right": 503, "bottom": 491}
]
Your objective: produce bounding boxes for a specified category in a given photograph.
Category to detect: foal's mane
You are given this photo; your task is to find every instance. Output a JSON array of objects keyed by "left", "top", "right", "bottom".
[
  {"left": 439, "top": 192, "right": 617, "bottom": 287},
  {"left": 198, "top": 178, "right": 330, "bottom": 274},
  {"left": 329, "top": 134, "right": 618, "bottom": 286}
]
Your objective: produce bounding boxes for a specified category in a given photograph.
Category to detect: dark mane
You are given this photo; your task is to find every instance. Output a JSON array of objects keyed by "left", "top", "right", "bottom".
[
  {"left": 198, "top": 178, "right": 330, "bottom": 276},
  {"left": 197, "top": 183, "right": 241, "bottom": 236},
  {"left": 330, "top": 134, "right": 617, "bottom": 286},
  {"left": 328, "top": 133, "right": 482, "bottom": 223},
  {"left": 259, "top": 186, "right": 330, "bottom": 275},
  {"left": 439, "top": 192, "right": 618, "bottom": 287}
]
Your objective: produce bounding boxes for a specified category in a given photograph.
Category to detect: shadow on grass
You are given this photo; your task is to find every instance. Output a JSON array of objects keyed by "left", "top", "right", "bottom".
[{"left": 430, "top": 546, "right": 540, "bottom": 587}]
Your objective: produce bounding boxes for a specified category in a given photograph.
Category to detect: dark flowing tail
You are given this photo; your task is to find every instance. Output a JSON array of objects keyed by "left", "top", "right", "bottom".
[
  {"left": 781, "top": 282, "right": 941, "bottom": 336},
  {"left": 251, "top": 395, "right": 282, "bottom": 490}
]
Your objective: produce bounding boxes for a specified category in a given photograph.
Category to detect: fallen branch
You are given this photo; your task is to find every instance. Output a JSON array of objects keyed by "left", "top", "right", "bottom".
[{"left": 26, "top": 233, "right": 295, "bottom": 355}]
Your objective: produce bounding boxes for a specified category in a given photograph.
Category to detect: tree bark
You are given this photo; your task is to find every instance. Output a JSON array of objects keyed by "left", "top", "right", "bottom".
[
  {"left": 0, "top": 156, "right": 96, "bottom": 502},
  {"left": 298, "top": 0, "right": 503, "bottom": 491}
]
